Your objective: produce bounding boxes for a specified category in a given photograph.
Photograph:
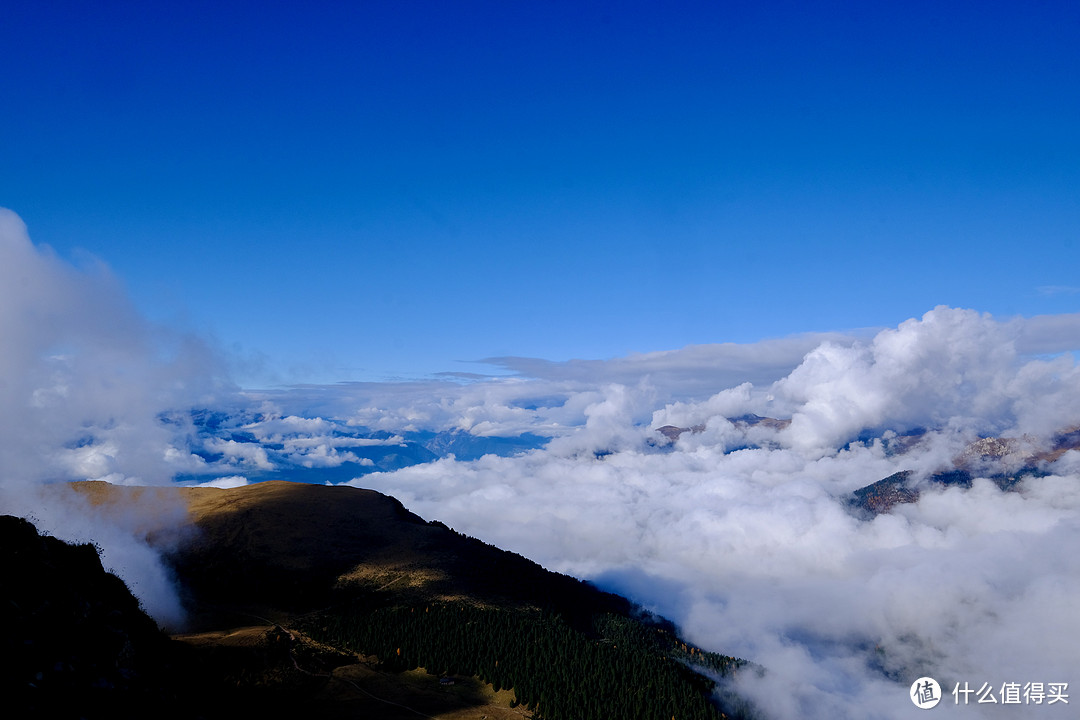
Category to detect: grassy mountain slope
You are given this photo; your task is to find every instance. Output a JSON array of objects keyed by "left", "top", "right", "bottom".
[{"left": 67, "top": 480, "right": 749, "bottom": 719}]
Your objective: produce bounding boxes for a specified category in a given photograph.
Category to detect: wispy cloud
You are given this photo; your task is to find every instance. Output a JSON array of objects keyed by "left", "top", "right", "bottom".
[
  {"left": 1037, "top": 285, "right": 1080, "bottom": 296},
  {"left": 0, "top": 208, "right": 230, "bottom": 628}
]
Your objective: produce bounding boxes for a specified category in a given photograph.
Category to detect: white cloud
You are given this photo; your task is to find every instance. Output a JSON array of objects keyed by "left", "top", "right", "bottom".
[
  {"left": 286, "top": 443, "right": 361, "bottom": 468},
  {"left": 339, "top": 307, "right": 1080, "bottom": 719},
  {"left": 252, "top": 332, "right": 861, "bottom": 441},
  {"left": 205, "top": 437, "right": 275, "bottom": 471},
  {"left": 6, "top": 202, "right": 1080, "bottom": 715},
  {"left": 773, "top": 307, "right": 1019, "bottom": 450},
  {"left": 193, "top": 475, "right": 250, "bottom": 489},
  {"left": 480, "top": 332, "right": 866, "bottom": 396},
  {"left": 0, "top": 208, "right": 229, "bottom": 628},
  {"left": 1035, "top": 285, "right": 1080, "bottom": 297}
]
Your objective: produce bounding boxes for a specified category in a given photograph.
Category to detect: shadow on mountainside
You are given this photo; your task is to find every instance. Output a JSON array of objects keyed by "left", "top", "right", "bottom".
[
  {"left": 73, "top": 480, "right": 631, "bottom": 626},
  {"left": 63, "top": 480, "right": 750, "bottom": 720},
  {"left": 1, "top": 509, "right": 519, "bottom": 719}
]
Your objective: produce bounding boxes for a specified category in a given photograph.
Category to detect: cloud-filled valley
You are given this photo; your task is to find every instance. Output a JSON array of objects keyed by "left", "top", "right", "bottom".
[{"left": 3, "top": 209, "right": 1080, "bottom": 717}]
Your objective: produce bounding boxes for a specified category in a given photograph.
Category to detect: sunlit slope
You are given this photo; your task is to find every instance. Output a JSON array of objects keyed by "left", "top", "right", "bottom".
[{"left": 192, "top": 481, "right": 635, "bottom": 617}]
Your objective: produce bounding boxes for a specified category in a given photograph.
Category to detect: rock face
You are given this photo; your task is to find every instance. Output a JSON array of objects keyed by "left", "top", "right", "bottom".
[
  {"left": 656, "top": 424, "right": 705, "bottom": 442},
  {"left": 729, "top": 414, "right": 792, "bottom": 431},
  {"left": 849, "top": 426, "right": 1080, "bottom": 516},
  {"left": 0, "top": 515, "right": 176, "bottom": 719},
  {"left": 848, "top": 471, "right": 920, "bottom": 515},
  {"left": 656, "top": 415, "right": 791, "bottom": 445}
]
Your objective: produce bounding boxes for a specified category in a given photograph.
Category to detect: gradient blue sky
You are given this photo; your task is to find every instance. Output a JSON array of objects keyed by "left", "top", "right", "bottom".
[{"left": 3, "top": 1, "right": 1078, "bottom": 385}]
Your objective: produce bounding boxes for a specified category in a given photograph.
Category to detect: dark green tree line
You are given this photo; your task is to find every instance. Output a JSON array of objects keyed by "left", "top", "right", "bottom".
[{"left": 299, "top": 600, "right": 747, "bottom": 720}]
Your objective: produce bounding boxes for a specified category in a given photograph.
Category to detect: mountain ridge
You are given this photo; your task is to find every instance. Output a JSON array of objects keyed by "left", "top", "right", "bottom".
[{"left": 63, "top": 480, "right": 750, "bottom": 719}]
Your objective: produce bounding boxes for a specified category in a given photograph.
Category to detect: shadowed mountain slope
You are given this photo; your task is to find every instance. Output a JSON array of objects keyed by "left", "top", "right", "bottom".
[
  {"left": 69, "top": 480, "right": 750, "bottom": 720},
  {"left": 0, "top": 515, "right": 184, "bottom": 719},
  {"left": 74, "top": 480, "right": 631, "bottom": 621}
]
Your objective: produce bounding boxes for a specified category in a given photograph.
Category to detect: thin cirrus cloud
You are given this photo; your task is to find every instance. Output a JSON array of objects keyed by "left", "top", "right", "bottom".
[{"left": 1037, "top": 285, "right": 1080, "bottom": 296}]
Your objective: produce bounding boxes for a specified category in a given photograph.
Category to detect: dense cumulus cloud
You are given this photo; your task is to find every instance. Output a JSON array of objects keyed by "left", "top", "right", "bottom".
[
  {"left": 131, "top": 305, "right": 1080, "bottom": 717},
  {"left": 333, "top": 307, "right": 1080, "bottom": 719}
]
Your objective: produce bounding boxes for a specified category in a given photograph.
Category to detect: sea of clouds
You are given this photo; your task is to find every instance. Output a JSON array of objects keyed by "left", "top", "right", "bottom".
[
  {"left": 3, "top": 207, "right": 1079, "bottom": 717},
  {"left": 330, "top": 310, "right": 1080, "bottom": 719}
]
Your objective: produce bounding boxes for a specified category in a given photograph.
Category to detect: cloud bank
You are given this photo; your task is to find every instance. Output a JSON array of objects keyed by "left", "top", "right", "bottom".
[
  {"left": 332, "top": 307, "right": 1080, "bottom": 719},
  {"left": 4, "top": 203, "right": 1078, "bottom": 715}
]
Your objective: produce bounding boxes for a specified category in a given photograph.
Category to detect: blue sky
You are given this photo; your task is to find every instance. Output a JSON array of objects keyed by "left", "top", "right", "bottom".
[
  {"left": 3, "top": 0, "right": 1079, "bottom": 385},
  {"left": 5, "top": 6, "right": 1080, "bottom": 710}
]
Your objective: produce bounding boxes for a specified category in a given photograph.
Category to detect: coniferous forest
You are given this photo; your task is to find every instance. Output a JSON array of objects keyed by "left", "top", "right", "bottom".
[{"left": 300, "top": 600, "right": 749, "bottom": 720}]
